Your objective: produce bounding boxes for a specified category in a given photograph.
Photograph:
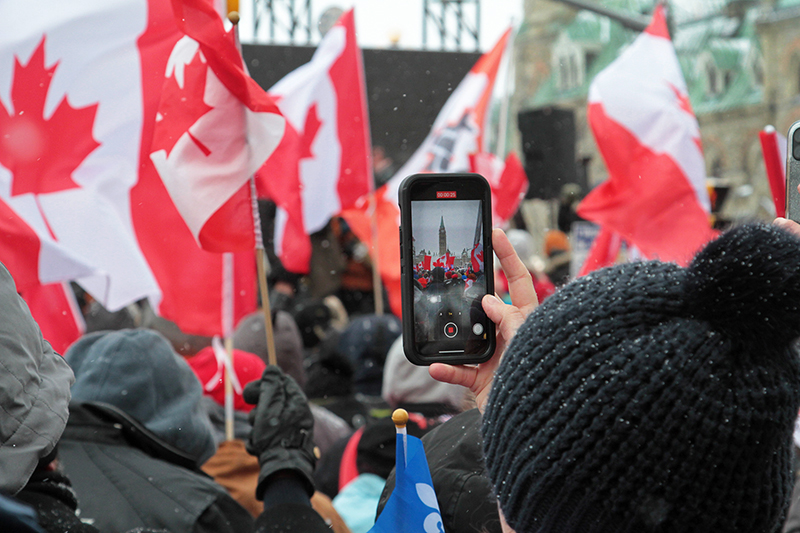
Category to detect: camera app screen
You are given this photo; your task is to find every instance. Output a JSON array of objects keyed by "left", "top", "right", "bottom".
[{"left": 410, "top": 198, "right": 488, "bottom": 355}]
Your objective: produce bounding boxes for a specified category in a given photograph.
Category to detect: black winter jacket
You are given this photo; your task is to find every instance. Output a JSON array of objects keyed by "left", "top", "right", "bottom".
[{"left": 58, "top": 402, "right": 254, "bottom": 533}]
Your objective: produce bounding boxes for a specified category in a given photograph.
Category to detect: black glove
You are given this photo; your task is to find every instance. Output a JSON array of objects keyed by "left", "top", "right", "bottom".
[{"left": 243, "top": 366, "right": 316, "bottom": 500}]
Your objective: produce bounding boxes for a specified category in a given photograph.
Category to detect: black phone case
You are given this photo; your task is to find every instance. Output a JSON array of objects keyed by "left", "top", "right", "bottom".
[
  {"left": 398, "top": 173, "right": 496, "bottom": 366},
  {"left": 787, "top": 121, "right": 800, "bottom": 223}
]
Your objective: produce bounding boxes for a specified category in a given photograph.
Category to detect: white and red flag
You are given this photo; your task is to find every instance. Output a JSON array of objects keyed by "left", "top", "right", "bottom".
[
  {"left": 759, "top": 125, "right": 786, "bottom": 218},
  {"left": 256, "top": 8, "right": 372, "bottom": 274},
  {"left": 150, "top": 0, "right": 285, "bottom": 253},
  {"left": 433, "top": 255, "right": 446, "bottom": 269},
  {"left": 341, "top": 29, "right": 513, "bottom": 316},
  {"left": 470, "top": 242, "right": 484, "bottom": 273},
  {"left": 470, "top": 151, "right": 528, "bottom": 227},
  {"left": 0, "top": 1, "right": 161, "bottom": 310},
  {"left": 421, "top": 254, "right": 432, "bottom": 271},
  {"left": 577, "top": 5, "right": 717, "bottom": 266},
  {"left": 1, "top": 0, "right": 258, "bottom": 340},
  {"left": 134, "top": 0, "right": 259, "bottom": 336}
]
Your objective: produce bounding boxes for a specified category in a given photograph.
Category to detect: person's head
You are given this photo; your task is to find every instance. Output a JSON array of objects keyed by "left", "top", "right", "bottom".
[
  {"left": 482, "top": 224, "right": 800, "bottom": 533},
  {"left": 0, "top": 263, "right": 73, "bottom": 495},
  {"left": 234, "top": 309, "right": 306, "bottom": 387},
  {"left": 382, "top": 336, "right": 466, "bottom": 412},
  {"left": 187, "top": 345, "right": 266, "bottom": 412},
  {"left": 66, "top": 328, "right": 216, "bottom": 465},
  {"left": 337, "top": 314, "right": 401, "bottom": 396}
]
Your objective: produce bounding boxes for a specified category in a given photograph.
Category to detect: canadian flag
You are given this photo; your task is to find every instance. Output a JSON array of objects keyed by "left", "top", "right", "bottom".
[
  {"left": 433, "top": 255, "right": 446, "bottom": 269},
  {"left": 1, "top": 0, "right": 258, "bottom": 341},
  {"left": 577, "top": 5, "right": 717, "bottom": 266},
  {"left": 470, "top": 242, "right": 484, "bottom": 273},
  {"left": 341, "top": 29, "right": 512, "bottom": 316},
  {"left": 150, "top": 0, "right": 285, "bottom": 253},
  {"left": 21, "top": 282, "right": 85, "bottom": 355},
  {"left": 759, "top": 125, "right": 786, "bottom": 218},
  {"left": 257, "top": 8, "right": 372, "bottom": 274},
  {"left": 470, "top": 151, "right": 528, "bottom": 227},
  {"left": 421, "top": 254, "right": 432, "bottom": 271},
  {"left": 0, "top": 1, "right": 162, "bottom": 310},
  {"left": 134, "top": 0, "right": 259, "bottom": 336}
]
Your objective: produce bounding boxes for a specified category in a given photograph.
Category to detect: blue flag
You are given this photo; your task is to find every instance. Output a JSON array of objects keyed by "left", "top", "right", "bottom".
[{"left": 368, "top": 433, "right": 443, "bottom": 533}]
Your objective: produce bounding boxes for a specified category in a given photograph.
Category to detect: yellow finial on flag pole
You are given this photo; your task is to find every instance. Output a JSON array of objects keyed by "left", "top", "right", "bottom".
[
  {"left": 227, "top": 0, "right": 239, "bottom": 24},
  {"left": 392, "top": 408, "right": 409, "bottom": 430}
]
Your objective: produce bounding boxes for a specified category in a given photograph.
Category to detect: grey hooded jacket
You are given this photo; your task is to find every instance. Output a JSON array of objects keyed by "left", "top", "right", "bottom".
[{"left": 0, "top": 262, "right": 73, "bottom": 495}]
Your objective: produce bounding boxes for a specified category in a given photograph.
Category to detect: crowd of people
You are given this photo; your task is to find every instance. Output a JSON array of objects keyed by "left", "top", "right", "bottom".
[{"left": 3, "top": 211, "right": 800, "bottom": 533}]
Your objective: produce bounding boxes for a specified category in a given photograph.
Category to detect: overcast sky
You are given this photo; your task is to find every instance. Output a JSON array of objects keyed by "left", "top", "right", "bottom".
[{"left": 411, "top": 199, "right": 481, "bottom": 254}]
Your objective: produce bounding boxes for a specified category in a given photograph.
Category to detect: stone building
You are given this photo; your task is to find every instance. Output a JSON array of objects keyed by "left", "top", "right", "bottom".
[{"left": 511, "top": 0, "right": 800, "bottom": 229}]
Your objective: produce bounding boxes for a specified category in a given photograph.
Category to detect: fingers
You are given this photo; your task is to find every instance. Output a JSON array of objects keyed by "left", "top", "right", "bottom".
[
  {"left": 492, "top": 228, "right": 538, "bottom": 313},
  {"left": 483, "top": 293, "right": 528, "bottom": 343},
  {"left": 429, "top": 362, "right": 479, "bottom": 390},
  {"left": 242, "top": 379, "right": 261, "bottom": 405},
  {"left": 774, "top": 217, "right": 800, "bottom": 239}
]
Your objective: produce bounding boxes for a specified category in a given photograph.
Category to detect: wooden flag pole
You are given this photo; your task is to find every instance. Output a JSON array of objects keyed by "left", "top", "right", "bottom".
[
  {"left": 222, "top": 253, "right": 236, "bottom": 441},
  {"left": 369, "top": 192, "right": 385, "bottom": 316},
  {"left": 251, "top": 179, "right": 278, "bottom": 367}
]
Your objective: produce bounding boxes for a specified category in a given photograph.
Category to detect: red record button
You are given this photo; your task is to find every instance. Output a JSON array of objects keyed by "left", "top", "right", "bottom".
[{"left": 444, "top": 322, "right": 458, "bottom": 338}]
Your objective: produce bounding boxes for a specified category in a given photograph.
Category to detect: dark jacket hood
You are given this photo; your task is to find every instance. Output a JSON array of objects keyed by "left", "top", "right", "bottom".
[
  {"left": 0, "top": 262, "right": 73, "bottom": 495},
  {"left": 65, "top": 328, "right": 216, "bottom": 465}
]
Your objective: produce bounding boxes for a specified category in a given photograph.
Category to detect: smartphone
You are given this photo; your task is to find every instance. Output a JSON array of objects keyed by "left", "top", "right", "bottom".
[
  {"left": 399, "top": 173, "right": 495, "bottom": 365},
  {"left": 787, "top": 121, "right": 800, "bottom": 222}
]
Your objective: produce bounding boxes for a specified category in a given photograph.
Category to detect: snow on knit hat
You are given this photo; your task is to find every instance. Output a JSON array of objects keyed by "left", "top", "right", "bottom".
[{"left": 482, "top": 223, "right": 800, "bottom": 533}]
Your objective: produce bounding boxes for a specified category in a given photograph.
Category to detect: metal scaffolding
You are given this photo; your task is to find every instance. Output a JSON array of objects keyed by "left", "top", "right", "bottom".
[
  {"left": 423, "top": 0, "right": 480, "bottom": 51},
  {"left": 251, "top": 0, "right": 314, "bottom": 45}
]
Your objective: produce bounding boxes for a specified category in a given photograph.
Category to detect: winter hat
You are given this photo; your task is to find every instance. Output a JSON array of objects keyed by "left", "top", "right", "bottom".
[
  {"left": 337, "top": 314, "right": 401, "bottom": 396},
  {"left": 0, "top": 263, "right": 74, "bottom": 495},
  {"left": 66, "top": 329, "right": 217, "bottom": 465},
  {"left": 482, "top": 223, "right": 800, "bottom": 533},
  {"left": 188, "top": 346, "right": 266, "bottom": 412},
  {"left": 234, "top": 309, "right": 306, "bottom": 387},
  {"left": 381, "top": 336, "right": 466, "bottom": 411}
]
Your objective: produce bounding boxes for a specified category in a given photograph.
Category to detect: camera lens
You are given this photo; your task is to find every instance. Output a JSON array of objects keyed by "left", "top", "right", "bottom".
[{"left": 794, "top": 128, "right": 800, "bottom": 160}]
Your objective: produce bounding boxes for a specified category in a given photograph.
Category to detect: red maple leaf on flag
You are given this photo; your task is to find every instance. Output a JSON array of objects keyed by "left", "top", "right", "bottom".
[
  {"left": 152, "top": 50, "right": 213, "bottom": 157},
  {"left": 0, "top": 38, "right": 100, "bottom": 197}
]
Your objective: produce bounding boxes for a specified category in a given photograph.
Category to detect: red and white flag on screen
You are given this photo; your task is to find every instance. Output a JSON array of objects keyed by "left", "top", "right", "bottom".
[
  {"left": 576, "top": 5, "right": 716, "bottom": 266},
  {"left": 256, "top": 8, "right": 372, "bottom": 274},
  {"left": 341, "top": 29, "right": 512, "bottom": 316},
  {"left": 0, "top": 0, "right": 161, "bottom": 309},
  {"left": 470, "top": 242, "right": 484, "bottom": 273},
  {"left": 150, "top": 0, "right": 285, "bottom": 253}
]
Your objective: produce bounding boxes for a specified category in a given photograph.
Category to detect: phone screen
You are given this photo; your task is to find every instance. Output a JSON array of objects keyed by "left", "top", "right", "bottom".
[{"left": 409, "top": 196, "right": 490, "bottom": 356}]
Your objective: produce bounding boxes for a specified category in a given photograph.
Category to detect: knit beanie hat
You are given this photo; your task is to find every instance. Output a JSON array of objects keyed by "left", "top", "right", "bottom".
[
  {"left": 187, "top": 346, "right": 266, "bottom": 412},
  {"left": 482, "top": 223, "right": 800, "bottom": 533}
]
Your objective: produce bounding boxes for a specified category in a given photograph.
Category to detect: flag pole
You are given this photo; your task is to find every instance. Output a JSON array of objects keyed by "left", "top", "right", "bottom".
[
  {"left": 392, "top": 408, "right": 409, "bottom": 466},
  {"left": 222, "top": 253, "right": 236, "bottom": 441},
  {"left": 369, "top": 192, "right": 385, "bottom": 316},
  {"left": 495, "top": 23, "right": 517, "bottom": 158},
  {"left": 251, "top": 179, "right": 278, "bottom": 367},
  {"left": 220, "top": 0, "right": 242, "bottom": 443}
]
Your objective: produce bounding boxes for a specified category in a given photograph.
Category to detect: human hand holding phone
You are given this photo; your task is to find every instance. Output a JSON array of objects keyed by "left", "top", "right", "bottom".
[{"left": 428, "top": 228, "right": 538, "bottom": 412}]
